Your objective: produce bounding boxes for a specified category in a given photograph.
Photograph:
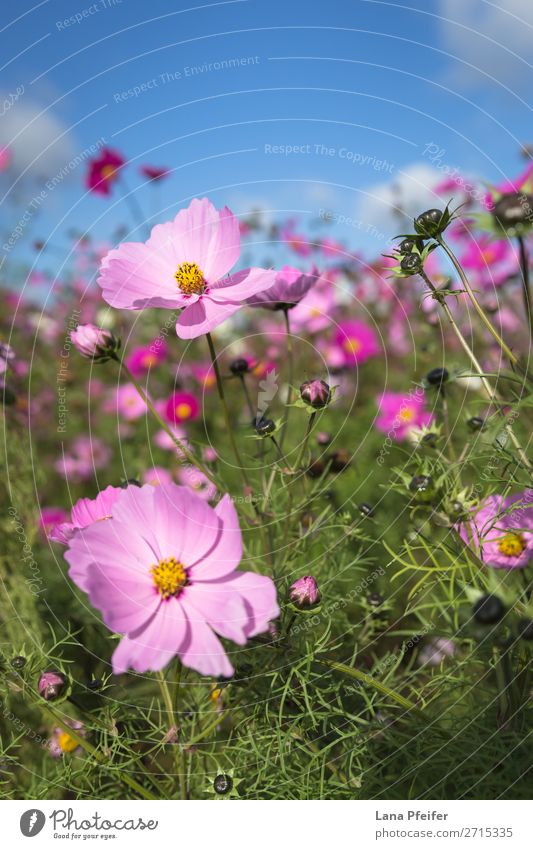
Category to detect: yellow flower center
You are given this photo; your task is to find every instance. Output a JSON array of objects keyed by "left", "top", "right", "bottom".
[
  {"left": 344, "top": 337, "right": 361, "bottom": 354},
  {"left": 101, "top": 164, "right": 117, "bottom": 181},
  {"left": 175, "top": 402, "right": 192, "bottom": 420},
  {"left": 151, "top": 556, "right": 187, "bottom": 598},
  {"left": 399, "top": 407, "right": 414, "bottom": 422},
  {"left": 497, "top": 532, "right": 526, "bottom": 557},
  {"left": 141, "top": 353, "right": 158, "bottom": 368},
  {"left": 58, "top": 732, "right": 78, "bottom": 753},
  {"left": 175, "top": 262, "right": 206, "bottom": 295}
]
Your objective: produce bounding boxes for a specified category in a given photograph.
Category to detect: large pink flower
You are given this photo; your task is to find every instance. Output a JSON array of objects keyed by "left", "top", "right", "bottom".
[
  {"left": 458, "top": 490, "right": 533, "bottom": 570},
  {"left": 335, "top": 320, "right": 381, "bottom": 365},
  {"left": 49, "top": 485, "right": 122, "bottom": 547},
  {"left": 64, "top": 483, "right": 279, "bottom": 676},
  {"left": 375, "top": 390, "right": 434, "bottom": 441},
  {"left": 97, "top": 198, "right": 276, "bottom": 339}
]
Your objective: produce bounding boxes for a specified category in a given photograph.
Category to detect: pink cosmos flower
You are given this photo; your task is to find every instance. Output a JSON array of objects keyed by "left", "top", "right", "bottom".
[
  {"left": 114, "top": 383, "right": 148, "bottom": 421},
  {"left": 246, "top": 265, "right": 317, "bottom": 310},
  {"left": 153, "top": 423, "right": 189, "bottom": 454},
  {"left": 64, "top": 483, "right": 280, "bottom": 676},
  {"left": 140, "top": 165, "right": 170, "bottom": 182},
  {"left": 71, "top": 324, "right": 117, "bottom": 360},
  {"left": 126, "top": 341, "right": 167, "bottom": 376},
  {"left": 40, "top": 507, "right": 69, "bottom": 538},
  {"left": 459, "top": 489, "right": 533, "bottom": 570},
  {"left": 164, "top": 391, "right": 200, "bottom": 425},
  {"left": 49, "top": 720, "right": 85, "bottom": 758},
  {"left": 459, "top": 235, "right": 517, "bottom": 289},
  {"left": 86, "top": 148, "right": 125, "bottom": 196},
  {"left": 97, "top": 197, "right": 276, "bottom": 339},
  {"left": 48, "top": 485, "right": 122, "bottom": 546},
  {"left": 335, "top": 320, "right": 381, "bottom": 366},
  {"left": 280, "top": 226, "right": 312, "bottom": 256},
  {"left": 289, "top": 276, "right": 338, "bottom": 333},
  {"left": 55, "top": 437, "right": 111, "bottom": 481},
  {"left": 375, "top": 391, "right": 434, "bottom": 441},
  {"left": 190, "top": 362, "right": 216, "bottom": 391}
]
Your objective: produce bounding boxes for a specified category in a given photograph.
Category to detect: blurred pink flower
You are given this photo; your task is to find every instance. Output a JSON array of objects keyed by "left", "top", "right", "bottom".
[
  {"left": 289, "top": 276, "right": 337, "bottom": 333},
  {"left": 140, "top": 165, "right": 169, "bottom": 182},
  {"left": 64, "top": 483, "right": 280, "bottom": 675},
  {"left": 335, "top": 320, "right": 381, "bottom": 365},
  {"left": 459, "top": 489, "right": 533, "bottom": 570},
  {"left": 86, "top": 147, "right": 125, "bottom": 196},
  {"left": 125, "top": 341, "right": 168, "bottom": 376},
  {"left": 142, "top": 466, "right": 174, "bottom": 487},
  {"left": 246, "top": 265, "right": 317, "bottom": 310},
  {"left": 55, "top": 437, "right": 111, "bottom": 481},
  {"left": 375, "top": 390, "right": 433, "bottom": 441},
  {"left": 177, "top": 466, "right": 217, "bottom": 501},
  {"left": 459, "top": 235, "right": 517, "bottom": 288},
  {"left": 0, "top": 145, "right": 12, "bottom": 171},
  {"left": 281, "top": 226, "right": 312, "bottom": 256},
  {"left": 164, "top": 391, "right": 200, "bottom": 425},
  {"left": 40, "top": 507, "right": 69, "bottom": 538},
  {"left": 114, "top": 383, "right": 148, "bottom": 421},
  {"left": 98, "top": 197, "right": 276, "bottom": 339}
]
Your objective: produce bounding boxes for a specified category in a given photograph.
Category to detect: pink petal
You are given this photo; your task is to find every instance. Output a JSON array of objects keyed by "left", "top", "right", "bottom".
[
  {"left": 112, "top": 599, "right": 189, "bottom": 674},
  {"left": 202, "top": 205, "right": 241, "bottom": 281},
  {"left": 98, "top": 240, "right": 188, "bottom": 310},
  {"left": 86, "top": 562, "right": 158, "bottom": 634},
  {"left": 151, "top": 483, "right": 223, "bottom": 565},
  {"left": 175, "top": 297, "right": 241, "bottom": 339},
  {"left": 180, "top": 587, "right": 248, "bottom": 645},
  {"left": 216, "top": 571, "right": 280, "bottom": 637},
  {"left": 64, "top": 520, "right": 153, "bottom": 592},
  {"left": 178, "top": 615, "right": 234, "bottom": 677},
  {"left": 161, "top": 198, "right": 240, "bottom": 281},
  {"left": 210, "top": 267, "right": 277, "bottom": 302},
  {"left": 190, "top": 494, "right": 242, "bottom": 579}
]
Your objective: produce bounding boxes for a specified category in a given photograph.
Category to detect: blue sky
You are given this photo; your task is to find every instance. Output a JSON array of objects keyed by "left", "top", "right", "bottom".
[{"left": 2, "top": 0, "right": 533, "bottom": 271}]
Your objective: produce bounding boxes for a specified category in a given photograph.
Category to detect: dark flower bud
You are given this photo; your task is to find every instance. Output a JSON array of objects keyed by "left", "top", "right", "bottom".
[
  {"left": 414, "top": 208, "right": 445, "bottom": 237},
  {"left": 493, "top": 192, "right": 533, "bottom": 230},
  {"left": 316, "top": 431, "right": 332, "bottom": 446},
  {"left": 400, "top": 254, "right": 421, "bottom": 274},
  {"left": 358, "top": 502, "right": 375, "bottom": 518},
  {"left": 229, "top": 358, "right": 249, "bottom": 376},
  {"left": 307, "top": 457, "right": 325, "bottom": 478},
  {"left": 517, "top": 618, "right": 533, "bottom": 641},
  {"left": 473, "top": 594, "right": 505, "bottom": 625},
  {"left": 421, "top": 432, "right": 438, "bottom": 448},
  {"left": 467, "top": 416, "right": 485, "bottom": 432},
  {"left": 38, "top": 671, "right": 67, "bottom": 701},
  {"left": 398, "top": 237, "right": 424, "bottom": 255},
  {"left": 409, "top": 475, "right": 434, "bottom": 494},
  {"left": 368, "top": 592, "right": 383, "bottom": 607},
  {"left": 426, "top": 367, "right": 449, "bottom": 387},
  {"left": 87, "top": 678, "right": 103, "bottom": 691},
  {"left": 10, "top": 656, "right": 26, "bottom": 669},
  {"left": 213, "top": 774, "right": 233, "bottom": 795},
  {"left": 254, "top": 417, "right": 276, "bottom": 436},
  {"left": 328, "top": 448, "right": 351, "bottom": 472},
  {"left": 300, "top": 379, "right": 331, "bottom": 409},
  {"left": 119, "top": 478, "right": 141, "bottom": 488},
  {"left": 289, "top": 575, "right": 321, "bottom": 609}
]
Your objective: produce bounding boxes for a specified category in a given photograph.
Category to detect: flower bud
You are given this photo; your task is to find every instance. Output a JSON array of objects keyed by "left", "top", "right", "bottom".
[
  {"left": 328, "top": 448, "right": 351, "bottom": 472},
  {"left": 358, "top": 502, "right": 375, "bottom": 518},
  {"left": 254, "top": 417, "right": 276, "bottom": 436},
  {"left": 316, "top": 431, "right": 332, "bottom": 446},
  {"left": 10, "top": 656, "right": 26, "bottom": 669},
  {"left": 71, "top": 324, "right": 120, "bottom": 362},
  {"left": 229, "top": 357, "right": 250, "bottom": 375},
  {"left": 213, "top": 774, "right": 233, "bottom": 795},
  {"left": 400, "top": 254, "right": 421, "bottom": 274},
  {"left": 289, "top": 575, "right": 321, "bottom": 609},
  {"left": 38, "top": 671, "right": 67, "bottom": 701},
  {"left": 408, "top": 475, "right": 435, "bottom": 502},
  {"left": 397, "top": 236, "right": 424, "bottom": 255},
  {"left": 473, "top": 594, "right": 505, "bottom": 625},
  {"left": 493, "top": 192, "right": 533, "bottom": 230},
  {"left": 414, "top": 208, "right": 445, "bottom": 237},
  {"left": 426, "top": 367, "right": 449, "bottom": 387},
  {"left": 467, "top": 416, "right": 485, "bottom": 432},
  {"left": 300, "top": 379, "right": 331, "bottom": 409}
]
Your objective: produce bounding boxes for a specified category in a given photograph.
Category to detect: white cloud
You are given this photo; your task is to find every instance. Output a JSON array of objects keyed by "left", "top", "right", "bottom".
[
  {"left": 355, "top": 163, "right": 444, "bottom": 237},
  {"left": 0, "top": 96, "right": 75, "bottom": 184},
  {"left": 439, "top": 0, "right": 533, "bottom": 88}
]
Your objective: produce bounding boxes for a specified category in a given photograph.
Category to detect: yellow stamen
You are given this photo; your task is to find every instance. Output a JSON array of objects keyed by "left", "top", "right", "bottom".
[
  {"left": 175, "top": 262, "right": 205, "bottom": 295},
  {"left": 151, "top": 556, "right": 187, "bottom": 598},
  {"left": 344, "top": 337, "right": 361, "bottom": 354},
  {"left": 497, "top": 532, "right": 526, "bottom": 557},
  {"left": 58, "top": 732, "right": 78, "bottom": 753},
  {"left": 141, "top": 353, "right": 158, "bottom": 368},
  {"left": 101, "top": 164, "right": 117, "bottom": 181},
  {"left": 175, "top": 402, "right": 192, "bottom": 420},
  {"left": 399, "top": 407, "right": 414, "bottom": 422}
]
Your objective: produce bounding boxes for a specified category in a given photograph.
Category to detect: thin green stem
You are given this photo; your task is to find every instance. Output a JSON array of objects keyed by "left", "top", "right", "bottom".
[
  {"left": 114, "top": 356, "right": 218, "bottom": 488},
  {"left": 294, "top": 412, "right": 317, "bottom": 472},
  {"left": 238, "top": 374, "right": 256, "bottom": 420},
  {"left": 437, "top": 235, "right": 519, "bottom": 367},
  {"left": 279, "top": 308, "right": 294, "bottom": 449},
  {"left": 206, "top": 332, "right": 251, "bottom": 488},
  {"left": 517, "top": 234, "right": 533, "bottom": 340}
]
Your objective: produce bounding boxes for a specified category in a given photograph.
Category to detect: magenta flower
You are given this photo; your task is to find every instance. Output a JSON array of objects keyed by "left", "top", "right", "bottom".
[
  {"left": 97, "top": 197, "right": 276, "bottom": 339},
  {"left": 140, "top": 165, "right": 170, "bottom": 182},
  {"left": 459, "top": 236, "right": 517, "bottom": 289},
  {"left": 246, "top": 265, "right": 317, "bottom": 310},
  {"left": 64, "top": 483, "right": 279, "bottom": 676},
  {"left": 0, "top": 145, "right": 12, "bottom": 172},
  {"left": 375, "top": 391, "right": 434, "bottom": 441},
  {"left": 40, "top": 507, "right": 69, "bottom": 538},
  {"left": 86, "top": 148, "right": 125, "bottom": 196},
  {"left": 164, "top": 390, "right": 200, "bottom": 425},
  {"left": 290, "top": 277, "right": 338, "bottom": 333},
  {"left": 281, "top": 226, "right": 312, "bottom": 257},
  {"left": 459, "top": 490, "right": 533, "bottom": 569},
  {"left": 125, "top": 341, "right": 167, "bottom": 376},
  {"left": 49, "top": 485, "right": 121, "bottom": 547},
  {"left": 335, "top": 320, "right": 381, "bottom": 365}
]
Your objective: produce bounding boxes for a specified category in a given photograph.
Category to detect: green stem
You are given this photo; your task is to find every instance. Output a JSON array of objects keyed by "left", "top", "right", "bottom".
[
  {"left": 279, "top": 308, "right": 294, "bottom": 449},
  {"left": 115, "top": 356, "right": 218, "bottom": 488},
  {"left": 437, "top": 236, "right": 519, "bottom": 367},
  {"left": 317, "top": 658, "right": 428, "bottom": 719},
  {"left": 238, "top": 374, "right": 256, "bottom": 420},
  {"left": 206, "top": 332, "right": 251, "bottom": 488},
  {"left": 517, "top": 234, "right": 533, "bottom": 340},
  {"left": 294, "top": 412, "right": 316, "bottom": 472}
]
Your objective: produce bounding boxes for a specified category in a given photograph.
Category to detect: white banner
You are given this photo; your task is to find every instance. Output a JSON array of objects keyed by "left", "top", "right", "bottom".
[{"left": 1, "top": 800, "right": 530, "bottom": 848}]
